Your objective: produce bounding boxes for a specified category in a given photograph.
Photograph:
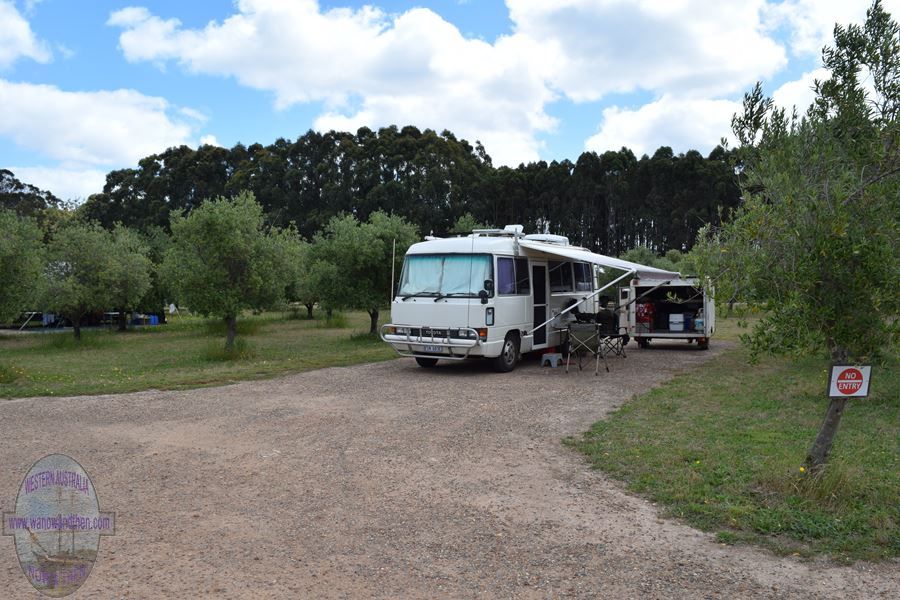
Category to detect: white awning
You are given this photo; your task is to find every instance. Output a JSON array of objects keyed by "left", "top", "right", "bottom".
[{"left": 518, "top": 239, "right": 680, "bottom": 280}]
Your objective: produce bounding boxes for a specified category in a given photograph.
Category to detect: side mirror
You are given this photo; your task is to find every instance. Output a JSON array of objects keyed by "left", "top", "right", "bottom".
[
  {"left": 478, "top": 289, "right": 489, "bottom": 304},
  {"left": 483, "top": 279, "right": 494, "bottom": 292}
]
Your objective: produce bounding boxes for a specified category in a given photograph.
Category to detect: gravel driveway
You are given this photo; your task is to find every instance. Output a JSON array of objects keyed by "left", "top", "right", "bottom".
[{"left": 0, "top": 343, "right": 896, "bottom": 599}]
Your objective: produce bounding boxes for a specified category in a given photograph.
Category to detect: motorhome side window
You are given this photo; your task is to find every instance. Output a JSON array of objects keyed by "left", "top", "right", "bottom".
[
  {"left": 573, "top": 262, "right": 592, "bottom": 291},
  {"left": 398, "top": 254, "right": 493, "bottom": 297},
  {"left": 549, "top": 261, "right": 574, "bottom": 292},
  {"left": 497, "top": 257, "right": 530, "bottom": 295}
]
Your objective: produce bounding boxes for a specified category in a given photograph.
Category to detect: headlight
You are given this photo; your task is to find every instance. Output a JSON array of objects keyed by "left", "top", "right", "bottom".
[
  {"left": 449, "top": 329, "right": 487, "bottom": 341},
  {"left": 393, "top": 326, "right": 411, "bottom": 335}
]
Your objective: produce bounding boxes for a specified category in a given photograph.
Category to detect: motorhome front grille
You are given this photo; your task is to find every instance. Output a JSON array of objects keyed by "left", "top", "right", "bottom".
[
  {"left": 395, "top": 328, "right": 478, "bottom": 339},
  {"left": 417, "top": 328, "right": 448, "bottom": 338}
]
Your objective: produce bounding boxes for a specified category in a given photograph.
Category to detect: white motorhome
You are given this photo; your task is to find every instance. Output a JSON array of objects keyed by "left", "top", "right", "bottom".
[
  {"left": 619, "top": 276, "right": 715, "bottom": 349},
  {"left": 381, "top": 226, "right": 678, "bottom": 371}
]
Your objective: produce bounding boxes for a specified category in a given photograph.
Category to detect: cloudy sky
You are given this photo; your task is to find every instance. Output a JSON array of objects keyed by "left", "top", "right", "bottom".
[{"left": 1, "top": 0, "right": 894, "bottom": 201}]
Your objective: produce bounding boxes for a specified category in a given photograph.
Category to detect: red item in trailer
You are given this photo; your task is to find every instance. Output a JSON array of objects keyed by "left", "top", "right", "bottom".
[{"left": 636, "top": 301, "right": 655, "bottom": 323}]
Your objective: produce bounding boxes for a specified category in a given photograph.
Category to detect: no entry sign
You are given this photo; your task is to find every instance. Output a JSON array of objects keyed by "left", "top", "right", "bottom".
[{"left": 828, "top": 365, "right": 872, "bottom": 398}]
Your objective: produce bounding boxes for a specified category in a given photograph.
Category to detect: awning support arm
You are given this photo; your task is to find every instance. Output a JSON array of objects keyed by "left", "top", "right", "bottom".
[{"left": 527, "top": 269, "right": 635, "bottom": 336}]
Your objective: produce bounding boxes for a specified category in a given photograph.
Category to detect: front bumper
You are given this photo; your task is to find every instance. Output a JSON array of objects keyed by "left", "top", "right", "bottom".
[{"left": 380, "top": 324, "right": 484, "bottom": 361}]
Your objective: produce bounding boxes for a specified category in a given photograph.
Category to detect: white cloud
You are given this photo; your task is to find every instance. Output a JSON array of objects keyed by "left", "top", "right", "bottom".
[
  {"left": 0, "top": 80, "right": 194, "bottom": 166},
  {"left": 771, "top": 67, "right": 829, "bottom": 114},
  {"left": 7, "top": 166, "right": 107, "bottom": 202},
  {"left": 107, "top": 0, "right": 560, "bottom": 165},
  {"left": 179, "top": 106, "right": 208, "bottom": 122},
  {"left": 24, "top": 0, "right": 47, "bottom": 13},
  {"left": 0, "top": 79, "right": 207, "bottom": 201},
  {"left": 105, "top": 0, "right": 803, "bottom": 165},
  {"left": 585, "top": 95, "right": 740, "bottom": 156},
  {"left": 764, "top": 0, "right": 900, "bottom": 57},
  {"left": 0, "top": 0, "right": 51, "bottom": 68},
  {"left": 199, "top": 134, "right": 220, "bottom": 146},
  {"left": 507, "top": 0, "right": 787, "bottom": 101},
  {"left": 0, "top": 3, "right": 210, "bottom": 202},
  {"left": 578, "top": 0, "right": 900, "bottom": 158},
  {"left": 55, "top": 43, "right": 74, "bottom": 60}
]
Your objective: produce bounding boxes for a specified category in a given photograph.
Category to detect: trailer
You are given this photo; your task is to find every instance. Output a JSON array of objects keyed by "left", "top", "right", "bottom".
[
  {"left": 618, "top": 276, "right": 715, "bottom": 349},
  {"left": 380, "top": 225, "right": 678, "bottom": 371}
]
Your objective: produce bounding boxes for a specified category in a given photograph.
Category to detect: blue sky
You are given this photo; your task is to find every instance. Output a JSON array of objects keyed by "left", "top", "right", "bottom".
[{"left": 1, "top": 0, "right": 893, "bottom": 201}]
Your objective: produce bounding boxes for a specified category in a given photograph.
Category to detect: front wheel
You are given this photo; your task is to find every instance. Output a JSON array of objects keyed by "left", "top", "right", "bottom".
[
  {"left": 415, "top": 357, "right": 439, "bottom": 368},
  {"left": 492, "top": 333, "right": 520, "bottom": 372}
]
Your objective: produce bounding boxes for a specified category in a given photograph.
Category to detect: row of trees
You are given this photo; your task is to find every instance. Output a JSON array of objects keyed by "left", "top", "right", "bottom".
[
  {"left": 1, "top": 211, "right": 155, "bottom": 339},
  {"left": 68, "top": 130, "right": 740, "bottom": 256},
  {"left": 0, "top": 169, "right": 61, "bottom": 219},
  {"left": 1, "top": 193, "right": 421, "bottom": 350}
]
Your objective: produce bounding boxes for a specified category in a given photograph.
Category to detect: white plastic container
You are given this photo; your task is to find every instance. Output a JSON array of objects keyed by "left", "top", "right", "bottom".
[{"left": 669, "top": 314, "right": 685, "bottom": 332}]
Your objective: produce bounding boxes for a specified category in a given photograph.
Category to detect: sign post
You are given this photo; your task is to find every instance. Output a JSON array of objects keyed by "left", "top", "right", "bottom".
[{"left": 828, "top": 365, "right": 872, "bottom": 398}]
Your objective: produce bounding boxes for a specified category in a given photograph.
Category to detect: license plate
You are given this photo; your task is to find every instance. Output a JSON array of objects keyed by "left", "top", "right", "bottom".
[{"left": 422, "top": 345, "right": 443, "bottom": 353}]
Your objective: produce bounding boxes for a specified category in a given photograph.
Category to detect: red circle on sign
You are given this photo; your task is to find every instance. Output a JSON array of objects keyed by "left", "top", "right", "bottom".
[{"left": 836, "top": 368, "right": 863, "bottom": 395}]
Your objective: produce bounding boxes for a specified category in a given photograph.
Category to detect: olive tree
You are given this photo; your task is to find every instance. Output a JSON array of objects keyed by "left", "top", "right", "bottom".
[
  {"left": 306, "top": 258, "right": 342, "bottom": 321},
  {"left": 108, "top": 224, "right": 153, "bottom": 331},
  {"left": 310, "top": 211, "right": 418, "bottom": 334},
  {"left": 694, "top": 1, "right": 899, "bottom": 470},
  {"left": 284, "top": 240, "right": 319, "bottom": 319},
  {"left": 163, "top": 191, "right": 298, "bottom": 351},
  {"left": 43, "top": 222, "right": 115, "bottom": 340},
  {"left": 136, "top": 225, "right": 173, "bottom": 323},
  {"left": 0, "top": 208, "right": 44, "bottom": 323}
]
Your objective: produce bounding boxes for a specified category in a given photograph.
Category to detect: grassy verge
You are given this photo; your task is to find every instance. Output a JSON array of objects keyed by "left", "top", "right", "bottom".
[
  {"left": 568, "top": 318, "right": 898, "bottom": 563},
  {"left": 0, "top": 311, "right": 396, "bottom": 398}
]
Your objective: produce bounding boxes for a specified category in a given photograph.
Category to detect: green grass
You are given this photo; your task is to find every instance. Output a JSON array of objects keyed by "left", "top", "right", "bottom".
[
  {"left": 568, "top": 318, "right": 898, "bottom": 563},
  {"left": 0, "top": 311, "right": 396, "bottom": 398}
]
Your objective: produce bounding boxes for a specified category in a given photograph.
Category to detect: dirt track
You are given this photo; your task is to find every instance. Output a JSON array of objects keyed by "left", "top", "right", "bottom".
[{"left": 0, "top": 343, "right": 896, "bottom": 599}]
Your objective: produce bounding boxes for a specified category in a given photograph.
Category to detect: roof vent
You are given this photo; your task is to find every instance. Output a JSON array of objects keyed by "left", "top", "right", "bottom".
[{"left": 523, "top": 234, "right": 570, "bottom": 245}]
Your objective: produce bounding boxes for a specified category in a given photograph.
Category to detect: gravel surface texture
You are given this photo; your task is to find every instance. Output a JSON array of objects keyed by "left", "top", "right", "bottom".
[{"left": 0, "top": 342, "right": 896, "bottom": 599}]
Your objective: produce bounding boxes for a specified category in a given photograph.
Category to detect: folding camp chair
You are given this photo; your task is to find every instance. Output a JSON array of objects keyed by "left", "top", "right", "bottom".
[
  {"left": 564, "top": 323, "right": 608, "bottom": 375},
  {"left": 598, "top": 326, "right": 629, "bottom": 358},
  {"left": 564, "top": 323, "right": 629, "bottom": 375}
]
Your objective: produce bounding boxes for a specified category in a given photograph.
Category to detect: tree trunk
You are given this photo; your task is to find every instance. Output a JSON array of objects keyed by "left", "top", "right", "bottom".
[
  {"left": 727, "top": 283, "right": 740, "bottom": 318},
  {"left": 305, "top": 303, "right": 314, "bottom": 319},
  {"left": 806, "top": 397, "right": 848, "bottom": 471},
  {"left": 73, "top": 317, "right": 82, "bottom": 341},
  {"left": 326, "top": 308, "right": 333, "bottom": 321},
  {"left": 806, "top": 345, "right": 850, "bottom": 472},
  {"left": 117, "top": 309, "right": 128, "bottom": 332},
  {"left": 368, "top": 308, "right": 379, "bottom": 335},
  {"left": 225, "top": 314, "right": 237, "bottom": 352}
]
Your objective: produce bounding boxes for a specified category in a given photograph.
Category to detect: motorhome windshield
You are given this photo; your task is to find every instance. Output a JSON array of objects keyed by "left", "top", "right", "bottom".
[{"left": 398, "top": 254, "right": 493, "bottom": 297}]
